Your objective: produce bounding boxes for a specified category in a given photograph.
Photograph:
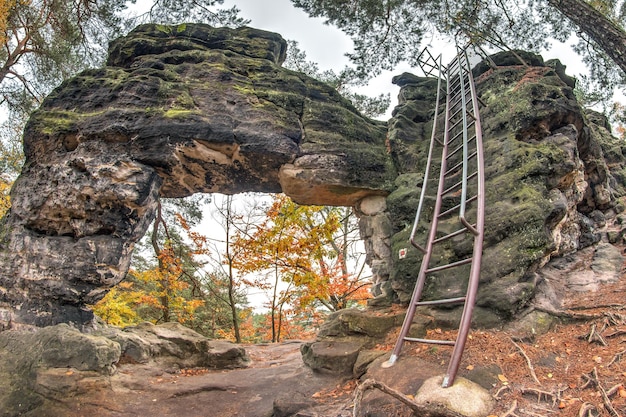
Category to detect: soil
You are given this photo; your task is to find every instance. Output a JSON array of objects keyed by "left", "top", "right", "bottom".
[{"left": 38, "top": 245, "right": 626, "bottom": 417}]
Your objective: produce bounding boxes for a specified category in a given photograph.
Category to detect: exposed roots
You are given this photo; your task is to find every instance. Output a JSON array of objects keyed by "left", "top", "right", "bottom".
[{"left": 353, "top": 378, "right": 465, "bottom": 417}]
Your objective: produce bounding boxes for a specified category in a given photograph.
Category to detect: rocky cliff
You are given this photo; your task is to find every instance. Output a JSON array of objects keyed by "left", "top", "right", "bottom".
[
  {"left": 382, "top": 52, "right": 626, "bottom": 326},
  {"left": 0, "top": 23, "right": 624, "bottom": 330}
]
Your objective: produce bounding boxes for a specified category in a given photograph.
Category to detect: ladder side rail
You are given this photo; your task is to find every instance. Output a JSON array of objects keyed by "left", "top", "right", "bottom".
[
  {"left": 384, "top": 58, "right": 455, "bottom": 369},
  {"left": 456, "top": 50, "right": 479, "bottom": 237},
  {"left": 441, "top": 49, "right": 487, "bottom": 389},
  {"left": 410, "top": 54, "right": 445, "bottom": 254}
]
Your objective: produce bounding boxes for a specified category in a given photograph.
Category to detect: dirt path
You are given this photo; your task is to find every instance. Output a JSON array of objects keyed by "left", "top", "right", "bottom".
[{"left": 40, "top": 341, "right": 353, "bottom": 417}]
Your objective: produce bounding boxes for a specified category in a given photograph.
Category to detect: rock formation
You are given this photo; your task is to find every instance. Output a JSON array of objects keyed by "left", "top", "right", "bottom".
[
  {"left": 0, "top": 321, "right": 248, "bottom": 416},
  {"left": 0, "top": 23, "right": 624, "bottom": 330},
  {"left": 0, "top": 23, "right": 391, "bottom": 328},
  {"left": 383, "top": 51, "right": 625, "bottom": 325}
]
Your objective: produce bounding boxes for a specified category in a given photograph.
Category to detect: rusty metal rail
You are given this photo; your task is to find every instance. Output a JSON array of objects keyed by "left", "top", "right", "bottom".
[{"left": 382, "top": 45, "right": 485, "bottom": 388}]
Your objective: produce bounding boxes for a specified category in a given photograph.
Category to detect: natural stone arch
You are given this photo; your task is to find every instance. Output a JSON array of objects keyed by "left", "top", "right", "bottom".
[
  {"left": 1, "top": 23, "right": 624, "bottom": 331},
  {"left": 0, "top": 24, "right": 395, "bottom": 328}
]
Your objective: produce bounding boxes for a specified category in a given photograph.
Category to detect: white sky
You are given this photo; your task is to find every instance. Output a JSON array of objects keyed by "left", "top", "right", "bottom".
[{"left": 220, "top": 0, "right": 595, "bottom": 116}]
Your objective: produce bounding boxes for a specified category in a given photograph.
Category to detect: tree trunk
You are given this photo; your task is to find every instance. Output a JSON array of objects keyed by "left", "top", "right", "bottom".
[
  {"left": 227, "top": 264, "right": 241, "bottom": 343},
  {"left": 224, "top": 196, "right": 241, "bottom": 343},
  {"left": 548, "top": 0, "right": 626, "bottom": 76},
  {"left": 151, "top": 201, "right": 170, "bottom": 323},
  {"left": 271, "top": 266, "right": 279, "bottom": 342}
]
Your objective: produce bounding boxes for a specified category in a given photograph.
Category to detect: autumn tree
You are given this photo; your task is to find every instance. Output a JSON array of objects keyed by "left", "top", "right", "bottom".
[
  {"left": 93, "top": 196, "right": 210, "bottom": 326},
  {"left": 232, "top": 194, "right": 371, "bottom": 342},
  {"left": 200, "top": 194, "right": 267, "bottom": 342}
]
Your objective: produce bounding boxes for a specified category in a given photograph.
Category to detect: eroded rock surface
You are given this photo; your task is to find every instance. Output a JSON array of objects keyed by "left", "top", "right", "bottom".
[{"left": 0, "top": 322, "right": 247, "bottom": 416}]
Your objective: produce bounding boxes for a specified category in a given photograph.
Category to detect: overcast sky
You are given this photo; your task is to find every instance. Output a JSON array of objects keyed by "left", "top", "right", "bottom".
[{"left": 220, "top": 0, "right": 591, "bottom": 115}]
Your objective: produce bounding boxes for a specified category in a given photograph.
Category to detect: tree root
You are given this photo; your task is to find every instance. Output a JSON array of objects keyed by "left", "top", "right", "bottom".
[
  {"left": 607, "top": 348, "right": 626, "bottom": 367},
  {"left": 510, "top": 338, "right": 541, "bottom": 385},
  {"left": 352, "top": 378, "right": 465, "bottom": 417},
  {"left": 578, "top": 402, "right": 599, "bottom": 417},
  {"left": 494, "top": 384, "right": 511, "bottom": 400},
  {"left": 580, "top": 367, "right": 620, "bottom": 417},
  {"left": 604, "top": 327, "right": 626, "bottom": 339},
  {"left": 578, "top": 323, "right": 608, "bottom": 346},
  {"left": 519, "top": 387, "right": 568, "bottom": 407},
  {"left": 501, "top": 400, "right": 519, "bottom": 417},
  {"left": 534, "top": 307, "right": 605, "bottom": 320}
]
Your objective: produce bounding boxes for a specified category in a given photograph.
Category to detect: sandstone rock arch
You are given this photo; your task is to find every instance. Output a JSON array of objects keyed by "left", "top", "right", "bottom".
[
  {"left": 0, "top": 24, "right": 395, "bottom": 328},
  {"left": 0, "top": 24, "right": 624, "bottom": 329}
]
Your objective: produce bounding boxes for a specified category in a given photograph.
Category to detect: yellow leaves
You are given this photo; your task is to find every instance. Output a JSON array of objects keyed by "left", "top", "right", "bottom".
[
  {"left": 0, "top": 178, "right": 12, "bottom": 218},
  {"left": 92, "top": 286, "right": 143, "bottom": 327},
  {"left": 0, "top": 0, "right": 17, "bottom": 45},
  {"left": 95, "top": 211, "right": 209, "bottom": 327}
]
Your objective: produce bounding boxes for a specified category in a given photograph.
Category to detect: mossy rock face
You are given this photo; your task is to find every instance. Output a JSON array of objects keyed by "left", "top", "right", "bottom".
[
  {"left": 385, "top": 53, "right": 621, "bottom": 324},
  {"left": 107, "top": 23, "right": 289, "bottom": 67},
  {"left": 25, "top": 23, "right": 390, "bottom": 200},
  {"left": 4, "top": 23, "right": 393, "bottom": 328}
]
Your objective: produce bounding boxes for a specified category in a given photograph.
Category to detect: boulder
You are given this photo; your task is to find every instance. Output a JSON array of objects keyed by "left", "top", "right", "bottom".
[
  {"left": 300, "top": 337, "right": 364, "bottom": 374},
  {"left": 0, "top": 322, "right": 248, "bottom": 416},
  {"left": 98, "top": 321, "right": 249, "bottom": 369},
  {"left": 414, "top": 375, "right": 495, "bottom": 417}
]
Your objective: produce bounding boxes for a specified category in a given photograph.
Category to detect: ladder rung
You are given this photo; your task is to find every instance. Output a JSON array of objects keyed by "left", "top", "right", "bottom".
[
  {"left": 450, "top": 80, "right": 471, "bottom": 101},
  {"left": 441, "top": 171, "right": 477, "bottom": 196},
  {"left": 447, "top": 135, "right": 477, "bottom": 161},
  {"left": 403, "top": 337, "right": 456, "bottom": 346},
  {"left": 432, "top": 225, "right": 474, "bottom": 243},
  {"left": 416, "top": 296, "right": 466, "bottom": 306},
  {"left": 442, "top": 178, "right": 463, "bottom": 196},
  {"left": 446, "top": 141, "right": 463, "bottom": 160},
  {"left": 449, "top": 105, "right": 464, "bottom": 120},
  {"left": 438, "top": 195, "right": 478, "bottom": 218},
  {"left": 444, "top": 150, "right": 478, "bottom": 177},
  {"left": 448, "top": 129, "right": 464, "bottom": 144},
  {"left": 450, "top": 113, "right": 475, "bottom": 131},
  {"left": 426, "top": 257, "right": 473, "bottom": 273}
]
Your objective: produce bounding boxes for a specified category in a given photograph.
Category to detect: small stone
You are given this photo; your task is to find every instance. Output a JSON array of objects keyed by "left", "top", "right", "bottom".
[{"left": 358, "top": 196, "right": 387, "bottom": 216}]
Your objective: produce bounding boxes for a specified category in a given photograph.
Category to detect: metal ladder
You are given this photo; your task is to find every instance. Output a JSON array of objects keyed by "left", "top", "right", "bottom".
[{"left": 383, "top": 45, "right": 485, "bottom": 388}]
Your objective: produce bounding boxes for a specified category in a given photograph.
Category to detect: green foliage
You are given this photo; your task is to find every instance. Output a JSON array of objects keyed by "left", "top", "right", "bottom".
[
  {"left": 130, "top": 0, "right": 249, "bottom": 28},
  {"left": 291, "top": 0, "right": 626, "bottom": 111}
]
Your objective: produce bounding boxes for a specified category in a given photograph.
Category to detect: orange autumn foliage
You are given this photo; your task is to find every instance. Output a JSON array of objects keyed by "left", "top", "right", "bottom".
[{"left": 231, "top": 194, "right": 370, "bottom": 341}]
